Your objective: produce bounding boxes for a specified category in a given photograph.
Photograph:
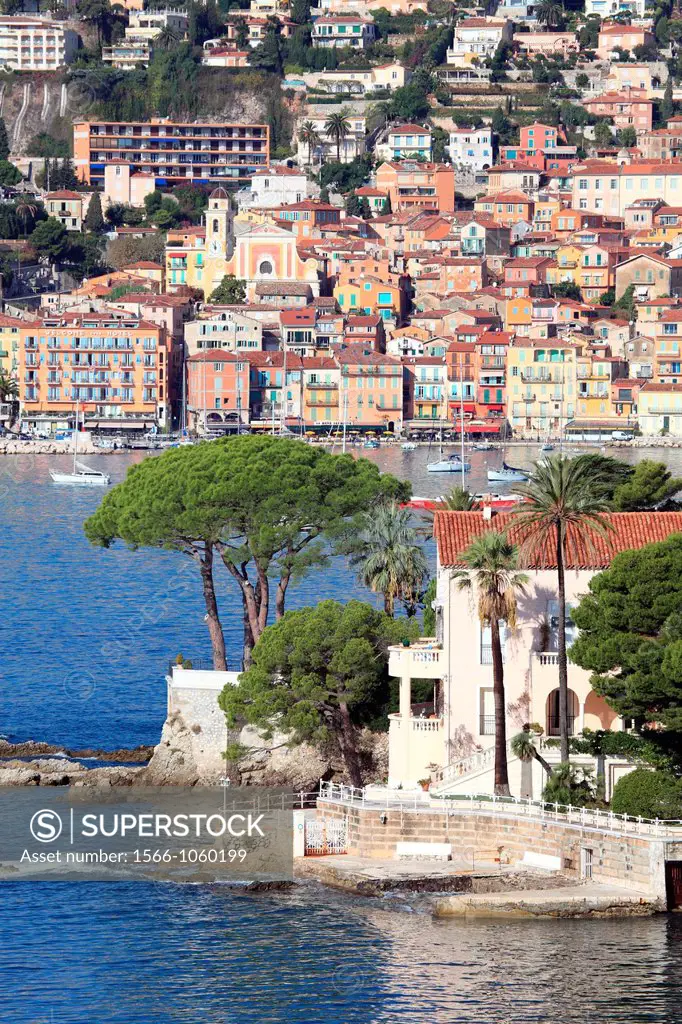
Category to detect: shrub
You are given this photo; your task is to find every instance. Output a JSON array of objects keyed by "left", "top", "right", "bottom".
[
  {"left": 542, "top": 762, "right": 596, "bottom": 807},
  {"left": 611, "top": 768, "right": 682, "bottom": 820}
]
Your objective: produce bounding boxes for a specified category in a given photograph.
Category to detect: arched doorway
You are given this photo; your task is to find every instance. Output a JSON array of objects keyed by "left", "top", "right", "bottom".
[{"left": 546, "top": 688, "right": 578, "bottom": 737}]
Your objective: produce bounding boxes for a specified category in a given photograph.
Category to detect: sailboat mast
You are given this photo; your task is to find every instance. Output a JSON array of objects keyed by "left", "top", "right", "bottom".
[
  {"left": 73, "top": 403, "right": 78, "bottom": 474},
  {"left": 459, "top": 356, "right": 465, "bottom": 489},
  {"left": 280, "top": 345, "right": 287, "bottom": 434},
  {"left": 341, "top": 385, "right": 347, "bottom": 454}
]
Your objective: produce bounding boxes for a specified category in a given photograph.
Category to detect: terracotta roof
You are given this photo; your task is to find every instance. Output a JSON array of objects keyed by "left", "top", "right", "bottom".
[
  {"left": 45, "top": 190, "right": 82, "bottom": 200},
  {"left": 434, "top": 511, "right": 682, "bottom": 569},
  {"left": 388, "top": 123, "right": 431, "bottom": 135}
]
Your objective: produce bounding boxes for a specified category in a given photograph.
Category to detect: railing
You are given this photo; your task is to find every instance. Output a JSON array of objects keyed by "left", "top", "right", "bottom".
[
  {"left": 536, "top": 652, "right": 559, "bottom": 666},
  {"left": 548, "top": 715, "right": 576, "bottom": 735},
  {"left": 433, "top": 743, "right": 498, "bottom": 786},
  {"left": 479, "top": 715, "right": 495, "bottom": 736},
  {"left": 389, "top": 714, "right": 444, "bottom": 732},
  {"left": 318, "top": 782, "right": 682, "bottom": 837}
]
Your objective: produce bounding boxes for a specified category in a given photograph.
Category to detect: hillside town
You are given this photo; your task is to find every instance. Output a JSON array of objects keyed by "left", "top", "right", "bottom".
[{"left": 1, "top": 1, "right": 682, "bottom": 440}]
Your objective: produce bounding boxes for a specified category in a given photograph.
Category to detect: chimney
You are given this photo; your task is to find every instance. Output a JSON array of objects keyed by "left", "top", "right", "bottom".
[{"left": 482, "top": 505, "right": 493, "bottom": 521}]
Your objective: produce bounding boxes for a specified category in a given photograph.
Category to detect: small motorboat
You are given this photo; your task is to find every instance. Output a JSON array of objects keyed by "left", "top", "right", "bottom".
[
  {"left": 473, "top": 441, "right": 495, "bottom": 451},
  {"left": 540, "top": 443, "right": 554, "bottom": 452},
  {"left": 364, "top": 439, "right": 379, "bottom": 449},
  {"left": 427, "top": 454, "right": 471, "bottom": 473},
  {"left": 401, "top": 441, "right": 418, "bottom": 451},
  {"left": 50, "top": 461, "right": 110, "bottom": 487},
  {"left": 487, "top": 462, "right": 529, "bottom": 484}
]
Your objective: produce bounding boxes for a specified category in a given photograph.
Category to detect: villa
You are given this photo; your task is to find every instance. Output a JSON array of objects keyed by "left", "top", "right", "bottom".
[{"left": 387, "top": 509, "right": 682, "bottom": 797}]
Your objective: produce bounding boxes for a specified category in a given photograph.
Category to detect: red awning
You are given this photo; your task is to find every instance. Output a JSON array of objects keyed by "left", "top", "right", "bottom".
[
  {"left": 450, "top": 402, "right": 476, "bottom": 412},
  {"left": 453, "top": 422, "right": 503, "bottom": 434},
  {"left": 482, "top": 404, "right": 505, "bottom": 411}
]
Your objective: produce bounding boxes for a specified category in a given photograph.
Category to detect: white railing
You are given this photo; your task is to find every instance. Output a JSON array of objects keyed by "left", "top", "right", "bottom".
[
  {"left": 317, "top": 782, "right": 682, "bottom": 838},
  {"left": 432, "top": 743, "right": 498, "bottom": 786},
  {"left": 389, "top": 714, "right": 444, "bottom": 733},
  {"left": 536, "top": 652, "right": 560, "bottom": 666}
]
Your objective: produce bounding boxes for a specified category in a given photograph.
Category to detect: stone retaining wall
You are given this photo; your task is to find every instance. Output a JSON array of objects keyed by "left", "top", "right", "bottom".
[{"left": 317, "top": 800, "right": 675, "bottom": 898}]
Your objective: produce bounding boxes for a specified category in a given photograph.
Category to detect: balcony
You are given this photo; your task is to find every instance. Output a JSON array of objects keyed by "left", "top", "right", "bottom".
[
  {"left": 307, "top": 397, "right": 339, "bottom": 407},
  {"left": 388, "top": 639, "right": 443, "bottom": 679},
  {"left": 521, "top": 371, "right": 552, "bottom": 382},
  {"left": 306, "top": 381, "right": 338, "bottom": 389}
]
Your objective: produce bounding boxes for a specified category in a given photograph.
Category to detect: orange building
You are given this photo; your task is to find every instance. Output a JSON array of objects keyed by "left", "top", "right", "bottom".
[
  {"left": 19, "top": 311, "right": 172, "bottom": 433},
  {"left": 73, "top": 119, "right": 270, "bottom": 189},
  {"left": 474, "top": 190, "right": 535, "bottom": 228},
  {"left": 339, "top": 344, "right": 403, "bottom": 430},
  {"left": 375, "top": 161, "right": 455, "bottom": 213},
  {"left": 187, "top": 350, "right": 249, "bottom": 432}
]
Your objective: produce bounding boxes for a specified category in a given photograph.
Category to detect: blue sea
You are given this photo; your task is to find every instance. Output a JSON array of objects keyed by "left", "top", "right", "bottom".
[{"left": 3, "top": 445, "right": 682, "bottom": 1023}]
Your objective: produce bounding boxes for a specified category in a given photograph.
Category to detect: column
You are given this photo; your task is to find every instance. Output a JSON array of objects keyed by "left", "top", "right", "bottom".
[
  {"left": 579, "top": 700, "right": 586, "bottom": 736},
  {"left": 399, "top": 661, "right": 412, "bottom": 787}
]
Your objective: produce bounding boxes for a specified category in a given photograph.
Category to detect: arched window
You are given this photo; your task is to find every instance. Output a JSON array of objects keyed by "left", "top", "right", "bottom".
[
  {"left": 212, "top": 219, "right": 220, "bottom": 233},
  {"left": 259, "top": 259, "right": 273, "bottom": 275}
]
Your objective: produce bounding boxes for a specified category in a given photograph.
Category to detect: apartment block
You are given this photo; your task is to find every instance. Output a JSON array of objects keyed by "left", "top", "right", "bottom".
[
  {"left": 0, "top": 16, "right": 78, "bottom": 71},
  {"left": 19, "top": 311, "right": 172, "bottom": 432},
  {"left": 311, "top": 15, "right": 376, "bottom": 48},
  {"left": 74, "top": 119, "right": 270, "bottom": 189}
]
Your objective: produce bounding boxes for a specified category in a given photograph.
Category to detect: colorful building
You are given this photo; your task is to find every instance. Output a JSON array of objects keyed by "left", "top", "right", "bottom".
[
  {"left": 74, "top": 119, "right": 270, "bottom": 189},
  {"left": 187, "top": 350, "right": 249, "bottom": 431},
  {"left": 375, "top": 161, "right": 455, "bottom": 213},
  {"left": 19, "top": 310, "right": 172, "bottom": 433}
]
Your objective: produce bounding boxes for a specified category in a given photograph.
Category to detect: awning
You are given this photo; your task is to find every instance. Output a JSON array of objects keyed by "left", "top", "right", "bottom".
[
  {"left": 453, "top": 421, "right": 504, "bottom": 434},
  {"left": 449, "top": 402, "right": 476, "bottom": 413},
  {"left": 481, "top": 403, "right": 505, "bottom": 411}
]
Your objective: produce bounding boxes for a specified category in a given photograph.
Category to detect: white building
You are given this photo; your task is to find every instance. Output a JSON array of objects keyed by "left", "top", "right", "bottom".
[
  {"left": 585, "top": 0, "right": 647, "bottom": 16},
  {"left": 235, "top": 165, "right": 311, "bottom": 211},
  {"left": 311, "top": 62, "right": 408, "bottom": 95},
  {"left": 446, "top": 17, "right": 513, "bottom": 65},
  {"left": 0, "top": 16, "right": 78, "bottom": 71},
  {"left": 447, "top": 127, "right": 493, "bottom": 172},
  {"left": 386, "top": 509, "right": 682, "bottom": 796},
  {"left": 311, "top": 15, "right": 376, "bottom": 49},
  {"left": 375, "top": 124, "right": 433, "bottom": 162},
  {"left": 185, "top": 308, "right": 263, "bottom": 355},
  {"left": 295, "top": 114, "right": 367, "bottom": 166},
  {"left": 124, "top": 8, "right": 189, "bottom": 42}
]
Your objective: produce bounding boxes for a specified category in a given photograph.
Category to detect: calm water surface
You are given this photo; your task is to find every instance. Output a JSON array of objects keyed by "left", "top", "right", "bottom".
[
  {"left": 4, "top": 443, "right": 682, "bottom": 1024},
  {"left": 1, "top": 882, "right": 681, "bottom": 1023}
]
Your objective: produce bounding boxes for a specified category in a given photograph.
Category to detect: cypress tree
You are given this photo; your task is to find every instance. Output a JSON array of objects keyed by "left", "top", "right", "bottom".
[
  {"left": 85, "top": 191, "right": 104, "bottom": 232},
  {"left": 0, "top": 117, "right": 10, "bottom": 162}
]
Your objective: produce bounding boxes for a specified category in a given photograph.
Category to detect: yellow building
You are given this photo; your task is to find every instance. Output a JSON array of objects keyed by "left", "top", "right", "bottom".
[
  {"left": 506, "top": 338, "right": 578, "bottom": 437},
  {"left": 0, "top": 313, "right": 23, "bottom": 377},
  {"left": 574, "top": 347, "right": 626, "bottom": 424},
  {"left": 638, "top": 382, "right": 682, "bottom": 436},
  {"left": 166, "top": 188, "right": 235, "bottom": 295}
]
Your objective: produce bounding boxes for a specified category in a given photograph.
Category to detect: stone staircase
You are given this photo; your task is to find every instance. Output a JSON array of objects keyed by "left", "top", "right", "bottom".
[{"left": 431, "top": 741, "right": 519, "bottom": 796}]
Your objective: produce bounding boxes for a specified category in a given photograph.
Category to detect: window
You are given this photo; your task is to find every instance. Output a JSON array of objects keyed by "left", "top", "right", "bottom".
[
  {"left": 479, "top": 689, "right": 495, "bottom": 735},
  {"left": 258, "top": 260, "right": 273, "bottom": 275},
  {"left": 480, "top": 622, "right": 506, "bottom": 665}
]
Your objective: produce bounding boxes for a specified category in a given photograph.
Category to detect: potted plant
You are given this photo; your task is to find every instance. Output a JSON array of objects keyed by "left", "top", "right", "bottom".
[{"left": 418, "top": 778, "right": 431, "bottom": 792}]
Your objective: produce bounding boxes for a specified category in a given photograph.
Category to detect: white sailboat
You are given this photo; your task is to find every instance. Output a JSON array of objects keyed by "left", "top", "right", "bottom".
[
  {"left": 427, "top": 364, "right": 470, "bottom": 475},
  {"left": 50, "top": 409, "right": 110, "bottom": 487},
  {"left": 487, "top": 432, "right": 528, "bottom": 484}
]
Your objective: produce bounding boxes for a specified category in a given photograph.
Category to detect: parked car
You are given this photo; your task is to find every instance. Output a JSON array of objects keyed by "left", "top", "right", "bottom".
[{"left": 612, "top": 430, "right": 634, "bottom": 441}]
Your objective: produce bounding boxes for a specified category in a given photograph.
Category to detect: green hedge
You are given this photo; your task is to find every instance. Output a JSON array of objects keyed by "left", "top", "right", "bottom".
[{"left": 611, "top": 769, "right": 682, "bottom": 820}]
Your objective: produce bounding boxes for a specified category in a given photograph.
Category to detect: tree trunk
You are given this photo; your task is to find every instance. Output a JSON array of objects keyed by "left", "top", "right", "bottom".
[
  {"left": 199, "top": 544, "right": 227, "bottom": 671},
  {"left": 275, "top": 566, "right": 291, "bottom": 620},
  {"left": 384, "top": 590, "right": 394, "bottom": 616},
  {"left": 336, "top": 137, "right": 341, "bottom": 162},
  {"left": 337, "top": 702, "right": 363, "bottom": 788},
  {"left": 556, "top": 524, "right": 570, "bottom": 764},
  {"left": 217, "top": 549, "right": 264, "bottom": 669},
  {"left": 490, "top": 616, "right": 510, "bottom": 796}
]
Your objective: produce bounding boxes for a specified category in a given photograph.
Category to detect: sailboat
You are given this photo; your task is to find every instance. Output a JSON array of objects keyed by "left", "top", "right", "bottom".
[
  {"left": 50, "top": 409, "right": 110, "bottom": 487},
  {"left": 427, "top": 368, "right": 470, "bottom": 474},
  {"left": 487, "top": 432, "right": 528, "bottom": 484}
]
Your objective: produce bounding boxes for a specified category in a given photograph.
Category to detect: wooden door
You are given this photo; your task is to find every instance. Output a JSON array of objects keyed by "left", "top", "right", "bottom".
[{"left": 665, "top": 862, "right": 682, "bottom": 910}]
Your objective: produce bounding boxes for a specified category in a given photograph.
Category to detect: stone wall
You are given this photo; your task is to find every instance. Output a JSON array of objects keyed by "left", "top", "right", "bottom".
[{"left": 317, "top": 800, "right": 676, "bottom": 899}]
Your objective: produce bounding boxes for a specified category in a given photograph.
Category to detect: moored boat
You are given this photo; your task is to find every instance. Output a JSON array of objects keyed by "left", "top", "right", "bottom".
[
  {"left": 427, "top": 454, "right": 471, "bottom": 473},
  {"left": 487, "top": 462, "right": 528, "bottom": 483}
]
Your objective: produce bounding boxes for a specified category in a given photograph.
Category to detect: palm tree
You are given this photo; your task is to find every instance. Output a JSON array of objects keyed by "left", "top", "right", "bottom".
[
  {"left": 324, "top": 111, "right": 351, "bottom": 163},
  {"left": 513, "top": 455, "right": 612, "bottom": 764},
  {"left": 512, "top": 728, "right": 553, "bottom": 797},
  {"left": 298, "top": 120, "right": 321, "bottom": 167},
  {"left": 536, "top": 0, "right": 564, "bottom": 28},
  {"left": 15, "top": 197, "right": 36, "bottom": 239},
  {"left": 0, "top": 369, "right": 18, "bottom": 402},
  {"left": 351, "top": 499, "right": 428, "bottom": 616},
  {"left": 154, "top": 26, "right": 181, "bottom": 49},
  {"left": 420, "top": 487, "right": 478, "bottom": 538},
  {"left": 453, "top": 532, "right": 529, "bottom": 796}
]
